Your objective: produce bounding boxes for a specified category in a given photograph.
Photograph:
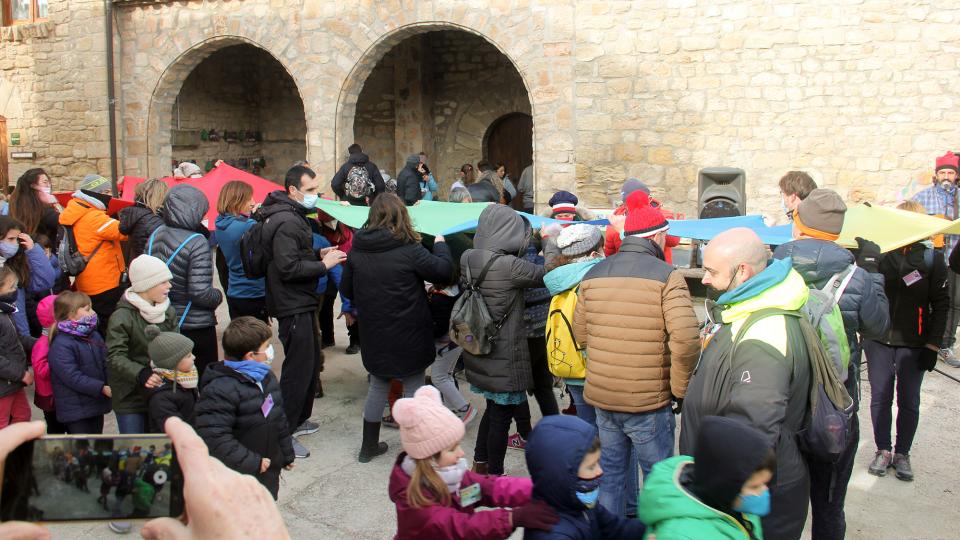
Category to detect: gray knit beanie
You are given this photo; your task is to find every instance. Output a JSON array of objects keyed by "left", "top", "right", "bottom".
[
  {"left": 556, "top": 224, "right": 603, "bottom": 259},
  {"left": 145, "top": 325, "right": 194, "bottom": 371}
]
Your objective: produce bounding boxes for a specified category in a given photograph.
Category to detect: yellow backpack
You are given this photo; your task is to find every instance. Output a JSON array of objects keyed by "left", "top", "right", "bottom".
[{"left": 546, "top": 287, "right": 587, "bottom": 379}]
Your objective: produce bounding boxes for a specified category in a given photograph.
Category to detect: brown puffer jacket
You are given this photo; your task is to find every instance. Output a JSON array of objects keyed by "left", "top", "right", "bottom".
[{"left": 573, "top": 236, "right": 699, "bottom": 413}]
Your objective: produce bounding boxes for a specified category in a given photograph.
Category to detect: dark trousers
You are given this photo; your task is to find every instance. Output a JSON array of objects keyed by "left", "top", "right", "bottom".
[
  {"left": 65, "top": 415, "right": 105, "bottom": 435},
  {"left": 475, "top": 400, "right": 521, "bottom": 475},
  {"left": 348, "top": 320, "right": 360, "bottom": 346},
  {"left": 943, "top": 267, "right": 960, "bottom": 348},
  {"left": 808, "top": 415, "right": 859, "bottom": 540},
  {"left": 279, "top": 311, "right": 321, "bottom": 431},
  {"left": 90, "top": 286, "right": 124, "bottom": 337},
  {"left": 513, "top": 337, "right": 560, "bottom": 437},
  {"left": 226, "top": 296, "right": 269, "bottom": 323},
  {"left": 865, "top": 340, "right": 925, "bottom": 454},
  {"left": 319, "top": 293, "right": 336, "bottom": 346},
  {"left": 763, "top": 474, "right": 810, "bottom": 540},
  {"left": 43, "top": 409, "right": 68, "bottom": 434},
  {"left": 215, "top": 247, "right": 230, "bottom": 293},
  {"left": 181, "top": 326, "right": 220, "bottom": 379}
]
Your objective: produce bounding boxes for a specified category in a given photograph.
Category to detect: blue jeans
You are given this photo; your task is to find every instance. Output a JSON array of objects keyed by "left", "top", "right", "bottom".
[
  {"left": 596, "top": 406, "right": 675, "bottom": 516},
  {"left": 115, "top": 413, "right": 146, "bottom": 435},
  {"left": 567, "top": 385, "right": 596, "bottom": 426}
]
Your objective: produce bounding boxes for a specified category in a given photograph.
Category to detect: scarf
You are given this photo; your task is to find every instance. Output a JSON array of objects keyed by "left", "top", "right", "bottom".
[
  {"left": 224, "top": 360, "right": 270, "bottom": 383},
  {"left": 151, "top": 362, "right": 199, "bottom": 390},
  {"left": 401, "top": 455, "right": 469, "bottom": 494},
  {"left": 57, "top": 315, "right": 98, "bottom": 337},
  {"left": 125, "top": 289, "right": 170, "bottom": 324},
  {"left": 73, "top": 190, "right": 106, "bottom": 210}
]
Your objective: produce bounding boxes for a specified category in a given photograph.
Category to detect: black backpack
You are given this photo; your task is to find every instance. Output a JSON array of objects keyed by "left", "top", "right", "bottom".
[{"left": 240, "top": 215, "right": 272, "bottom": 279}]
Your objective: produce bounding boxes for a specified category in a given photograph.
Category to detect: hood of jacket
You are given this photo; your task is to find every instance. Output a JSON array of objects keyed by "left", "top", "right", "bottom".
[
  {"left": 122, "top": 203, "right": 158, "bottom": 227},
  {"left": 352, "top": 227, "right": 408, "bottom": 253},
  {"left": 259, "top": 190, "right": 307, "bottom": 220},
  {"left": 37, "top": 294, "right": 56, "bottom": 328},
  {"left": 472, "top": 204, "right": 530, "bottom": 256},
  {"left": 639, "top": 456, "right": 756, "bottom": 537},
  {"left": 163, "top": 184, "right": 209, "bottom": 230},
  {"left": 59, "top": 198, "right": 99, "bottom": 226},
  {"left": 348, "top": 152, "right": 370, "bottom": 166},
  {"left": 525, "top": 415, "right": 598, "bottom": 514},
  {"left": 544, "top": 258, "right": 604, "bottom": 295},
  {"left": 715, "top": 257, "right": 809, "bottom": 324},
  {"left": 404, "top": 154, "right": 420, "bottom": 170},
  {"left": 215, "top": 212, "right": 250, "bottom": 233},
  {"left": 773, "top": 238, "right": 855, "bottom": 288},
  {"left": 387, "top": 453, "right": 413, "bottom": 505}
]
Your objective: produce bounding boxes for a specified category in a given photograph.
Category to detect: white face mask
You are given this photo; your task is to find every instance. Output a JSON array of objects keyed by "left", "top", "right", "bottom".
[{"left": 263, "top": 344, "right": 275, "bottom": 366}]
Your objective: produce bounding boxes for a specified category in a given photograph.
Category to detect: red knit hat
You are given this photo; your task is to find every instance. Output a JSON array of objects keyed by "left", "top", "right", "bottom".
[
  {"left": 936, "top": 151, "right": 959, "bottom": 172},
  {"left": 623, "top": 190, "right": 668, "bottom": 238}
]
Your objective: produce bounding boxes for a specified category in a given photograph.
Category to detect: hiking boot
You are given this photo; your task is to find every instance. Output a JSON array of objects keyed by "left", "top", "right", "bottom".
[
  {"left": 345, "top": 342, "right": 360, "bottom": 355},
  {"left": 293, "top": 420, "right": 320, "bottom": 438},
  {"left": 472, "top": 461, "right": 489, "bottom": 475},
  {"left": 940, "top": 348, "right": 960, "bottom": 368},
  {"left": 868, "top": 449, "right": 892, "bottom": 476},
  {"left": 456, "top": 404, "right": 478, "bottom": 425},
  {"left": 358, "top": 420, "right": 389, "bottom": 463},
  {"left": 382, "top": 413, "right": 399, "bottom": 429},
  {"left": 292, "top": 438, "right": 311, "bottom": 459},
  {"left": 892, "top": 453, "right": 914, "bottom": 481},
  {"left": 506, "top": 433, "right": 526, "bottom": 451},
  {"left": 108, "top": 521, "right": 132, "bottom": 534}
]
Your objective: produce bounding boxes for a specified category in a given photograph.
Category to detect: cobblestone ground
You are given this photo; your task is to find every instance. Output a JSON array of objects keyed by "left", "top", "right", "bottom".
[{"left": 41, "top": 298, "right": 960, "bottom": 539}]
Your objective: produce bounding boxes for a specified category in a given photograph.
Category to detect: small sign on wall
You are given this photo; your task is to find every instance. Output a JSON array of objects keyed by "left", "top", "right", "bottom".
[
  {"left": 10, "top": 132, "right": 20, "bottom": 146},
  {"left": 11, "top": 151, "right": 36, "bottom": 159}
]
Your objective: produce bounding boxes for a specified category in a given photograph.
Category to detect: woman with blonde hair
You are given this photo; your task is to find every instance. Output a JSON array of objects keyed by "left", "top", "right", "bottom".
[
  {"left": 341, "top": 193, "right": 454, "bottom": 463},
  {"left": 119, "top": 179, "right": 169, "bottom": 262},
  {"left": 214, "top": 180, "right": 267, "bottom": 322}
]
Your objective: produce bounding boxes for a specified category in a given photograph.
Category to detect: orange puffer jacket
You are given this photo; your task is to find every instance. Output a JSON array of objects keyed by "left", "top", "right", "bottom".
[{"left": 59, "top": 198, "right": 127, "bottom": 295}]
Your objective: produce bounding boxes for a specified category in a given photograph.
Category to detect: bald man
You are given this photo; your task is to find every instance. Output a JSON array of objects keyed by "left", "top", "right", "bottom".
[{"left": 680, "top": 228, "right": 812, "bottom": 540}]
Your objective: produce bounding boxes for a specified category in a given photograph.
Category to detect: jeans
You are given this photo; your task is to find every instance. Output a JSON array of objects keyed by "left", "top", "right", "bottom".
[
  {"left": 943, "top": 267, "right": 960, "bottom": 348},
  {"left": 596, "top": 406, "right": 675, "bottom": 517},
  {"left": 475, "top": 400, "right": 521, "bottom": 475},
  {"left": 115, "top": 413, "right": 146, "bottom": 434},
  {"left": 431, "top": 343, "right": 469, "bottom": 411},
  {"left": 865, "top": 340, "right": 925, "bottom": 454},
  {"left": 566, "top": 385, "right": 596, "bottom": 425},
  {"left": 363, "top": 373, "right": 424, "bottom": 422},
  {"left": 66, "top": 415, "right": 105, "bottom": 435}
]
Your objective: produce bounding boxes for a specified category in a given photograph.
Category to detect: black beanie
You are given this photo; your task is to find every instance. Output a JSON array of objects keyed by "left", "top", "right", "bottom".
[{"left": 690, "top": 416, "right": 772, "bottom": 511}]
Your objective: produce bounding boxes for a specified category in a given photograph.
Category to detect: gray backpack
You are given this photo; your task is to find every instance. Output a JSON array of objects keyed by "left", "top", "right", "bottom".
[
  {"left": 344, "top": 165, "right": 373, "bottom": 200},
  {"left": 57, "top": 224, "right": 104, "bottom": 277},
  {"left": 449, "top": 253, "right": 511, "bottom": 356}
]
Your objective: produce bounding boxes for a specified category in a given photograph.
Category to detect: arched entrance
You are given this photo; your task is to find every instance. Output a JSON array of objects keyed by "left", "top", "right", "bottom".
[
  {"left": 484, "top": 113, "right": 533, "bottom": 188},
  {"left": 336, "top": 24, "right": 533, "bottom": 197},
  {"left": 147, "top": 37, "right": 308, "bottom": 182}
]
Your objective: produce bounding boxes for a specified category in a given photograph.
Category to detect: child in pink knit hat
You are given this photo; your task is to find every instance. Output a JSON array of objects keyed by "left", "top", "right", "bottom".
[{"left": 389, "top": 385, "right": 559, "bottom": 539}]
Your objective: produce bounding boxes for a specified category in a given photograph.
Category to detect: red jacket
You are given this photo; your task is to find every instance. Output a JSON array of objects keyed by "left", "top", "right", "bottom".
[
  {"left": 389, "top": 454, "right": 532, "bottom": 540},
  {"left": 604, "top": 204, "right": 680, "bottom": 263}
]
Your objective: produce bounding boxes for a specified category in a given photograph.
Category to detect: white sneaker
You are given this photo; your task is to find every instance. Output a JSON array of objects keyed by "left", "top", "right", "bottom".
[{"left": 939, "top": 348, "right": 960, "bottom": 368}]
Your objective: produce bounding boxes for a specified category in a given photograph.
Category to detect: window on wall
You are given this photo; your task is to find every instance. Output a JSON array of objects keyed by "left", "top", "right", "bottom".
[{"left": 3, "top": 0, "right": 48, "bottom": 25}]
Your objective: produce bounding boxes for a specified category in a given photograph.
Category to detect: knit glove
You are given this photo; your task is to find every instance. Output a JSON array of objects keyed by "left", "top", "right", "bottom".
[
  {"left": 512, "top": 500, "right": 559, "bottom": 531},
  {"left": 855, "top": 237, "right": 881, "bottom": 274}
]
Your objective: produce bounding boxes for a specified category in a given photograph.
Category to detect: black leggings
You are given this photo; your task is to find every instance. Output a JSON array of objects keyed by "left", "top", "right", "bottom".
[
  {"left": 226, "top": 296, "right": 269, "bottom": 323},
  {"left": 65, "top": 415, "right": 104, "bottom": 435},
  {"left": 865, "top": 340, "right": 925, "bottom": 454},
  {"left": 513, "top": 337, "right": 559, "bottom": 437},
  {"left": 475, "top": 400, "right": 522, "bottom": 475},
  {"left": 181, "top": 326, "right": 220, "bottom": 379}
]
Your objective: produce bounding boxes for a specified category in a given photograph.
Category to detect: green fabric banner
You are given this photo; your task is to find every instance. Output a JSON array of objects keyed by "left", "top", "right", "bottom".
[{"left": 314, "top": 199, "right": 490, "bottom": 236}]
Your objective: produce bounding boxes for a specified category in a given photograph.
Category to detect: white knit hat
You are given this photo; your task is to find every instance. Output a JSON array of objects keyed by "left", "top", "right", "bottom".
[{"left": 128, "top": 255, "right": 173, "bottom": 293}]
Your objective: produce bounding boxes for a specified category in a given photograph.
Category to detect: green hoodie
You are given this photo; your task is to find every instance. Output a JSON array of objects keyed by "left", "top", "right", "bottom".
[{"left": 639, "top": 456, "right": 763, "bottom": 540}]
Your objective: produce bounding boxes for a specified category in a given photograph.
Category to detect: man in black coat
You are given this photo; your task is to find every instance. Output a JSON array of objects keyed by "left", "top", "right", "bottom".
[
  {"left": 330, "top": 143, "right": 386, "bottom": 206},
  {"left": 259, "top": 166, "right": 346, "bottom": 459},
  {"left": 395, "top": 154, "right": 424, "bottom": 206}
]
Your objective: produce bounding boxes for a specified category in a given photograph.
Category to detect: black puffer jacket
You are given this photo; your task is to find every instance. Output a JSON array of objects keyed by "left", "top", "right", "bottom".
[
  {"left": 195, "top": 363, "right": 294, "bottom": 483},
  {"left": 137, "top": 367, "right": 198, "bottom": 433},
  {"left": 147, "top": 185, "right": 222, "bottom": 330},
  {"left": 460, "top": 205, "right": 545, "bottom": 394},
  {"left": 119, "top": 203, "right": 164, "bottom": 262},
  {"left": 773, "top": 239, "right": 890, "bottom": 393},
  {"left": 875, "top": 242, "right": 950, "bottom": 348},
  {"left": 331, "top": 152, "right": 386, "bottom": 205},
  {"left": 341, "top": 229, "right": 453, "bottom": 378},
  {"left": 0, "top": 303, "right": 29, "bottom": 399},
  {"left": 395, "top": 154, "right": 423, "bottom": 206},
  {"left": 259, "top": 191, "right": 328, "bottom": 318}
]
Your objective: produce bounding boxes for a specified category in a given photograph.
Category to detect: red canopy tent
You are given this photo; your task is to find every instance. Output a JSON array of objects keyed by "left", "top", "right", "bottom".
[{"left": 115, "top": 164, "right": 283, "bottom": 230}]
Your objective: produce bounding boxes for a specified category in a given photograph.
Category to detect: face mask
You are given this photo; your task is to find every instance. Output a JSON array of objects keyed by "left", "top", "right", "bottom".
[
  {"left": 299, "top": 192, "right": 319, "bottom": 209},
  {"left": 57, "top": 313, "right": 99, "bottom": 337},
  {"left": 734, "top": 489, "right": 771, "bottom": 517},
  {"left": 706, "top": 267, "right": 740, "bottom": 302},
  {"left": 781, "top": 198, "right": 790, "bottom": 218},
  {"left": 263, "top": 344, "right": 275, "bottom": 366},
  {"left": 34, "top": 185, "right": 52, "bottom": 194},
  {"left": 574, "top": 475, "right": 603, "bottom": 509},
  {"left": 0, "top": 241, "right": 19, "bottom": 260}
]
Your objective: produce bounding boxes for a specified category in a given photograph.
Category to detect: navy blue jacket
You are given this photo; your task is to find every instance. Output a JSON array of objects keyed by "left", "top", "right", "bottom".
[
  {"left": 48, "top": 331, "right": 112, "bottom": 423},
  {"left": 524, "top": 415, "right": 646, "bottom": 540}
]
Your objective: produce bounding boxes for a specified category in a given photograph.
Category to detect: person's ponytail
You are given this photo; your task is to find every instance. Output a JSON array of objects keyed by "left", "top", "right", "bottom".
[{"left": 406, "top": 457, "right": 451, "bottom": 509}]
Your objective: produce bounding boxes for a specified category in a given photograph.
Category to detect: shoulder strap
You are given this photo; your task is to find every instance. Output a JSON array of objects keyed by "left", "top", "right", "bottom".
[
  {"left": 68, "top": 217, "right": 105, "bottom": 263},
  {"left": 472, "top": 252, "right": 503, "bottom": 288},
  {"left": 166, "top": 233, "right": 203, "bottom": 266},
  {"left": 820, "top": 264, "right": 857, "bottom": 305},
  {"left": 732, "top": 308, "right": 800, "bottom": 352},
  {"left": 147, "top": 228, "right": 160, "bottom": 256}
]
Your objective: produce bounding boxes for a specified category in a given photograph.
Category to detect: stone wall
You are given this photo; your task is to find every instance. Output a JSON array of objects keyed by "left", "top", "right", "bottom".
[{"left": 353, "top": 49, "right": 396, "bottom": 174}]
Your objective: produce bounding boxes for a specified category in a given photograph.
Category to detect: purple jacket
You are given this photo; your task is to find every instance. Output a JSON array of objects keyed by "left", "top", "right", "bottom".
[{"left": 389, "top": 453, "right": 532, "bottom": 540}]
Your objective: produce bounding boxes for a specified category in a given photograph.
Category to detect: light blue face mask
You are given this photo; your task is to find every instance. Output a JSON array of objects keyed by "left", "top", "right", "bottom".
[
  {"left": 734, "top": 489, "right": 771, "bottom": 517},
  {"left": 575, "top": 487, "right": 600, "bottom": 508},
  {"left": 0, "top": 241, "right": 19, "bottom": 260},
  {"left": 574, "top": 475, "right": 602, "bottom": 509},
  {"left": 300, "top": 193, "right": 319, "bottom": 209}
]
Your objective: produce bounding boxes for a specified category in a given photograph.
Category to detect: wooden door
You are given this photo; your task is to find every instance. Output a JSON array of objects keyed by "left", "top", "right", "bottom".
[{"left": 485, "top": 113, "right": 532, "bottom": 185}]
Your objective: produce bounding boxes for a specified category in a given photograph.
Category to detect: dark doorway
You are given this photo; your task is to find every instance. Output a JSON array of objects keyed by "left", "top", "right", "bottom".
[{"left": 484, "top": 112, "right": 532, "bottom": 185}]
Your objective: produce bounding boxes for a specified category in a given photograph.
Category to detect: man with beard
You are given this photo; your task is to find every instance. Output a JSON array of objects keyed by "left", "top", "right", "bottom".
[
  {"left": 913, "top": 151, "right": 960, "bottom": 367},
  {"left": 680, "top": 228, "right": 812, "bottom": 540}
]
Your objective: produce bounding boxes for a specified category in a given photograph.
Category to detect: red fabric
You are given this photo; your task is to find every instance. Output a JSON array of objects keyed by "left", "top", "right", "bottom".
[
  {"left": 119, "top": 164, "right": 282, "bottom": 230},
  {"left": 604, "top": 204, "right": 679, "bottom": 264},
  {"left": 315, "top": 209, "right": 355, "bottom": 254},
  {"left": 936, "top": 151, "right": 959, "bottom": 171},
  {"left": 53, "top": 192, "right": 133, "bottom": 216},
  {"left": 388, "top": 454, "right": 532, "bottom": 539}
]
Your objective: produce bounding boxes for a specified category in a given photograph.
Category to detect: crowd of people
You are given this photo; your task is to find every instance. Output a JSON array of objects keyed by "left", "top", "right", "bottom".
[{"left": 0, "top": 148, "right": 958, "bottom": 539}]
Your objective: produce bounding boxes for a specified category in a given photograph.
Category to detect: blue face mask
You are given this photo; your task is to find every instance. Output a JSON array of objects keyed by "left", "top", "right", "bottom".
[
  {"left": 299, "top": 192, "right": 319, "bottom": 209},
  {"left": 734, "top": 489, "right": 771, "bottom": 517},
  {"left": 0, "top": 241, "right": 19, "bottom": 260},
  {"left": 574, "top": 475, "right": 602, "bottom": 509}
]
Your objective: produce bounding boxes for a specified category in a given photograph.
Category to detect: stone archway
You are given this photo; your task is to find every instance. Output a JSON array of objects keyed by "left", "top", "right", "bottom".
[
  {"left": 336, "top": 23, "right": 534, "bottom": 196},
  {"left": 146, "top": 36, "right": 308, "bottom": 180}
]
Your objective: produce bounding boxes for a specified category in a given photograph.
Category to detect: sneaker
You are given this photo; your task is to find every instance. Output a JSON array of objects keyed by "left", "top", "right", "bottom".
[
  {"left": 345, "top": 342, "right": 360, "bottom": 355},
  {"left": 456, "top": 404, "right": 478, "bottom": 425},
  {"left": 506, "top": 433, "right": 526, "bottom": 451},
  {"left": 940, "top": 348, "right": 960, "bottom": 368},
  {"left": 108, "top": 521, "right": 132, "bottom": 534},
  {"left": 892, "top": 453, "right": 914, "bottom": 481},
  {"left": 382, "top": 414, "right": 399, "bottom": 429},
  {"left": 293, "top": 420, "right": 320, "bottom": 438},
  {"left": 868, "top": 449, "right": 892, "bottom": 476},
  {"left": 292, "top": 438, "right": 311, "bottom": 459}
]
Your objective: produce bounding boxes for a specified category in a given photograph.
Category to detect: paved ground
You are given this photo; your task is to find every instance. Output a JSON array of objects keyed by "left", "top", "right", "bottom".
[{"left": 38, "top": 297, "right": 960, "bottom": 539}]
